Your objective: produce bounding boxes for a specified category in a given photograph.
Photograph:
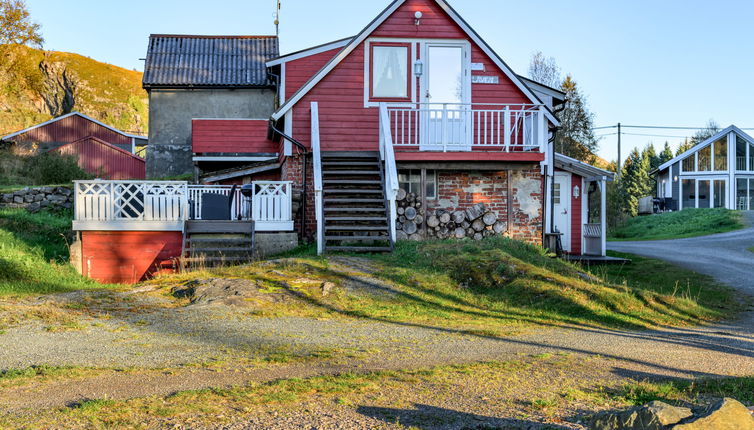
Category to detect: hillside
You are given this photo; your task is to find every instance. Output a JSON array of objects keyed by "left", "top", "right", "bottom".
[{"left": 0, "top": 45, "right": 147, "bottom": 136}]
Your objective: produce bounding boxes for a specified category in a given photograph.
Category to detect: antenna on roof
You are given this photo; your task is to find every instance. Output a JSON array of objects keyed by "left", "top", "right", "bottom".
[{"left": 274, "top": 0, "right": 281, "bottom": 36}]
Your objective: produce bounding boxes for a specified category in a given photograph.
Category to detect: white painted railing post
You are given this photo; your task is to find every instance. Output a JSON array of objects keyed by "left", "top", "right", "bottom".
[
  {"left": 311, "top": 102, "right": 324, "bottom": 255},
  {"left": 538, "top": 106, "right": 547, "bottom": 154},
  {"left": 600, "top": 179, "right": 607, "bottom": 257},
  {"left": 379, "top": 103, "right": 399, "bottom": 245},
  {"left": 503, "top": 106, "right": 511, "bottom": 151}
]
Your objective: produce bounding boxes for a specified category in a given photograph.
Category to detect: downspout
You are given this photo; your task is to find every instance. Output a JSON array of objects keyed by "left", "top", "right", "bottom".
[{"left": 269, "top": 121, "right": 309, "bottom": 240}]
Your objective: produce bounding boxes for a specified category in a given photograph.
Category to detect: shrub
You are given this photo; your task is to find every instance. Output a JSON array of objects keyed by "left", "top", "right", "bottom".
[{"left": 24, "top": 152, "right": 93, "bottom": 185}]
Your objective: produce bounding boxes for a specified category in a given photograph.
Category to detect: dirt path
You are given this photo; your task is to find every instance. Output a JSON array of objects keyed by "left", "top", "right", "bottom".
[{"left": 1, "top": 254, "right": 754, "bottom": 414}]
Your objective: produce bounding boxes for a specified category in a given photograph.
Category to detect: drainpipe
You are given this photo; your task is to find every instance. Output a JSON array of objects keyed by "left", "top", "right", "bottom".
[{"left": 269, "top": 121, "right": 309, "bottom": 240}]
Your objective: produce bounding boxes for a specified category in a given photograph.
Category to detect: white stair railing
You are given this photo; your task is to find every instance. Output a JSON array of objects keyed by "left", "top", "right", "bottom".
[
  {"left": 311, "top": 102, "right": 325, "bottom": 255},
  {"left": 379, "top": 103, "right": 400, "bottom": 244}
]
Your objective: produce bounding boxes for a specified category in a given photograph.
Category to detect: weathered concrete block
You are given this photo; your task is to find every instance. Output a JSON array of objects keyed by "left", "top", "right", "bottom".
[{"left": 254, "top": 233, "right": 298, "bottom": 258}]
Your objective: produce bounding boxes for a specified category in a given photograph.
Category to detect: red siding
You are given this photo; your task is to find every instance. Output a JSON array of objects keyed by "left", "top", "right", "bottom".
[
  {"left": 81, "top": 231, "right": 182, "bottom": 284},
  {"left": 285, "top": 47, "right": 343, "bottom": 101},
  {"left": 11, "top": 114, "right": 134, "bottom": 146},
  {"left": 52, "top": 136, "right": 145, "bottom": 180},
  {"left": 570, "top": 173, "right": 582, "bottom": 255},
  {"left": 192, "top": 119, "right": 277, "bottom": 154},
  {"left": 288, "top": 0, "right": 531, "bottom": 156}
]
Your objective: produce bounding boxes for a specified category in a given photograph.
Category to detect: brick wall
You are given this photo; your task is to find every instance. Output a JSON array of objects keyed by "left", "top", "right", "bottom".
[
  {"left": 428, "top": 167, "right": 543, "bottom": 245},
  {"left": 281, "top": 153, "right": 315, "bottom": 241}
]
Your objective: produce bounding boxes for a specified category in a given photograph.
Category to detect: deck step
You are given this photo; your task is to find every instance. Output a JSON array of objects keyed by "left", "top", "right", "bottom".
[
  {"left": 324, "top": 180, "right": 382, "bottom": 185},
  {"left": 321, "top": 151, "right": 380, "bottom": 159},
  {"left": 185, "top": 247, "right": 252, "bottom": 253},
  {"left": 182, "top": 256, "right": 252, "bottom": 263},
  {"left": 186, "top": 238, "right": 252, "bottom": 244},
  {"left": 325, "top": 216, "right": 387, "bottom": 221},
  {"left": 325, "top": 246, "right": 392, "bottom": 253},
  {"left": 322, "top": 161, "right": 379, "bottom": 166},
  {"left": 323, "top": 189, "right": 383, "bottom": 194}
]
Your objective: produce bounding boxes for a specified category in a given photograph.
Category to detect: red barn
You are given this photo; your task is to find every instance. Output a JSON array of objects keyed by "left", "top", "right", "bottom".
[{"left": 1, "top": 112, "right": 147, "bottom": 180}]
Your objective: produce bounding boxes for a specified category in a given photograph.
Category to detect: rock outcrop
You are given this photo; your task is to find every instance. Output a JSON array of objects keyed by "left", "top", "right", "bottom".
[{"left": 591, "top": 398, "right": 754, "bottom": 430}]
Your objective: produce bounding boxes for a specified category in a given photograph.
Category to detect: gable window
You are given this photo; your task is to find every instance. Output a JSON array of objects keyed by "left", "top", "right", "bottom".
[
  {"left": 713, "top": 138, "right": 727, "bottom": 171},
  {"left": 398, "top": 170, "right": 436, "bottom": 199},
  {"left": 682, "top": 155, "right": 695, "bottom": 172},
  {"left": 697, "top": 145, "right": 711, "bottom": 171},
  {"left": 370, "top": 43, "right": 411, "bottom": 100}
]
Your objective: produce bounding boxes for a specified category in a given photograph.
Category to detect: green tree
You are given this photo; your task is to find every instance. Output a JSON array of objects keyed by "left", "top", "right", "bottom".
[
  {"left": 659, "top": 142, "right": 674, "bottom": 164},
  {"left": 0, "top": 0, "right": 42, "bottom": 46},
  {"left": 620, "top": 148, "right": 651, "bottom": 217},
  {"left": 676, "top": 138, "right": 693, "bottom": 156},
  {"left": 555, "top": 75, "right": 599, "bottom": 163}
]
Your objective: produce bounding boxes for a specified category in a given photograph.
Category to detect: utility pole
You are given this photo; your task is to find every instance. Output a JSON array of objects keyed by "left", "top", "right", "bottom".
[{"left": 616, "top": 122, "right": 621, "bottom": 178}]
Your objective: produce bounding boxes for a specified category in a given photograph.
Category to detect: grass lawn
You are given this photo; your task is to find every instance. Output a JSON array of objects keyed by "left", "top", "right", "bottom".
[
  {"left": 153, "top": 238, "right": 739, "bottom": 333},
  {"left": 609, "top": 208, "right": 743, "bottom": 241},
  {"left": 0, "top": 208, "right": 119, "bottom": 296}
]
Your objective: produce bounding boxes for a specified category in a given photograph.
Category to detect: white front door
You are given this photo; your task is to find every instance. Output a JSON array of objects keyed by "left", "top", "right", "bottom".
[
  {"left": 553, "top": 174, "right": 571, "bottom": 252},
  {"left": 421, "top": 43, "right": 471, "bottom": 151}
]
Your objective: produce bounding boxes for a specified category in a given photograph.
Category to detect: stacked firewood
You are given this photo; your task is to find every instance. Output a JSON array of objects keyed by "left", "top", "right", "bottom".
[{"left": 395, "top": 189, "right": 507, "bottom": 240}]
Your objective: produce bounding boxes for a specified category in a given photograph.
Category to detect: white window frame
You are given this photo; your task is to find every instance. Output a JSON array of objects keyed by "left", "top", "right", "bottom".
[{"left": 680, "top": 176, "right": 727, "bottom": 209}]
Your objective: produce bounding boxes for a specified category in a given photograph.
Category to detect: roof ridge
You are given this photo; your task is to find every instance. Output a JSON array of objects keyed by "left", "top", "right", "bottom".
[{"left": 150, "top": 34, "right": 278, "bottom": 39}]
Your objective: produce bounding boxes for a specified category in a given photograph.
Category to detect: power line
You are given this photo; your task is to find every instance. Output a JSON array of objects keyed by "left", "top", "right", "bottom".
[
  {"left": 622, "top": 132, "right": 691, "bottom": 139},
  {"left": 593, "top": 124, "right": 754, "bottom": 131}
]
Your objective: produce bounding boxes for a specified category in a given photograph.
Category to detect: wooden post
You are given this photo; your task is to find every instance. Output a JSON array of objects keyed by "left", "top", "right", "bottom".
[
  {"left": 600, "top": 179, "right": 607, "bottom": 257},
  {"left": 420, "top": 168, "right": 427, "bottom": 237}
]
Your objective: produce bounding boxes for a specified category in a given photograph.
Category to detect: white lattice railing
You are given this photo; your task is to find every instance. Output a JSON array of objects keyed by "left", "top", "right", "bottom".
[
  {"left": 73, "top": 180, "right": 293, "bottom": 231},
  {"left": 386, "top": 103, "right": 547, "bottom": 152}
]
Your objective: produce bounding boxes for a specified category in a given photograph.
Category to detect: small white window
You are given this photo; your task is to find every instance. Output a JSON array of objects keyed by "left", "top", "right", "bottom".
[
  {"left": 371, "top": 45, "right": 409, "bottom": 99},
  {"left": 398, "top": 170, "right": 436, "bottom": 199},
  {"left": 553, "top": 183, "right": 561, "bottom": 204}
]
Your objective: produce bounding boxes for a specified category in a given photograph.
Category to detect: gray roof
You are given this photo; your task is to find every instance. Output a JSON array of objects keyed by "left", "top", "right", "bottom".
[{"left": 143, "top": 35, "right": 279, "bottom": 88}]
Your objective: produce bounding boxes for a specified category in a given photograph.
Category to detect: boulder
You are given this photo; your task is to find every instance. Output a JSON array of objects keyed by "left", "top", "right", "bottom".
[
  {"left": 171, "top": 278, "right": 290, "bottom": 307},
  {"left": 34, "top": 194, "right": 45, "bottom": 202},
  {"left": 13, "top": 196, "right": 23, "bottom": 204},
  {"left": 673, "top": 398, "right": 754, "bottom": 430},
  {"left": 1, "top": 193, "right": 12, "bottom": 203},
  {"left": 26, "top": 202, "right": 41, "bottom": 213},
  {"left": 23, "top": 194, "right": 34, "bottom": 203},
  {"left": 58, "top": 187, "right": 73, "bottom": 196},
  {"left": 591, "top": 401, "right": 692, "bottom": 430},
  {"left": 40, "top": 186, "right": 55, "bottom": 194}
]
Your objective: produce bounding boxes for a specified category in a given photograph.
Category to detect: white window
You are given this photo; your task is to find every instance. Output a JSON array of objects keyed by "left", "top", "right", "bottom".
[
  {"left": 371, "top": 44, "right": 409, "bottom": 100},
  {"left": 398, "top": 170, "right": 436, "bottom": 199},
  {"left": 553, "top": 182, "right": 561, "bottom": 204}
]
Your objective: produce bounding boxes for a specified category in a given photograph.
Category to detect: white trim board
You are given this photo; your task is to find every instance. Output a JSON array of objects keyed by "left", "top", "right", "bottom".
[
  {"left": 270, "top": 0, "right": 559, "bottom": 126},
  {"left": 1, "top": 111, "right": 147, "bottom": 141},
  {"left": 192, "top": 156, "right": 278, "bottom": 162},
  {"left": 658, "top": 125, "right": 754, "bottom": 171},
  {"left": 266, "top": 37, "right": 353, "bottom": 67}
]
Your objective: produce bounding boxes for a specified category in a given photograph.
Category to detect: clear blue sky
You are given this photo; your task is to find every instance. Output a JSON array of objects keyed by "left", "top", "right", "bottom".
[{"left": 25, "top": 0, "right": 754, "bottom": 163}]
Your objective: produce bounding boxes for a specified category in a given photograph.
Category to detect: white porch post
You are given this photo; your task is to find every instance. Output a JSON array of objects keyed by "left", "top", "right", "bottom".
[
  {"left": 728, "top": 131, "right": 736, "bottom": 209},
  {"left": 600, "top": 179, "right": 607, "bottom": 257}
]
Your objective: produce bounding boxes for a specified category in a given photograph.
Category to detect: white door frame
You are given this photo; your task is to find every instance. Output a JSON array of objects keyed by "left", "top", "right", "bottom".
[
  {"left": 420, "top": 41, "right": 472, "bottom": 151},
  {"left": 553, "top": 172, "right": 571, "bottom": 252}
]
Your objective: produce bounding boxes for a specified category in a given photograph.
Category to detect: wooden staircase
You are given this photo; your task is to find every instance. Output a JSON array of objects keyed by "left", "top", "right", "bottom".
[
  {"left": 181, "top": 220, "right": 256, "bottom": 269},
  {"left": 321, "top": 151, "right": 393, "bottom": 253}
]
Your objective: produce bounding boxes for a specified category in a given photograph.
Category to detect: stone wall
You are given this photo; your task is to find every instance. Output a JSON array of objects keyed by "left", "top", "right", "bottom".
[
  {"left": 146, "top": 88, "right": 276, "bottom": 178},
  {"left": 0, "top": 186, "right": 74, "bottom": 213}
]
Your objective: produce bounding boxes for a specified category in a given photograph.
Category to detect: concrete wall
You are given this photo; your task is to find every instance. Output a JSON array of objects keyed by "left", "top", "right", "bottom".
[{"left": 146, "top": 88, "right": 276, "bottom": 178}]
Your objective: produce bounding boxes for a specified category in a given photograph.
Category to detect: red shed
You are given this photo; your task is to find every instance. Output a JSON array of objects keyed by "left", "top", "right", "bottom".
[{"left": 53, "top": 136, "right": 146, "bottom": 180}]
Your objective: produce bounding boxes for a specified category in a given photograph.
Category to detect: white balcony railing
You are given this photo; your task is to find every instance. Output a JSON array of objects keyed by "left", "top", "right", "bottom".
[
  {"left": 736, "top": 156, "right": 754, "bottom": 171},
  {"left": 73, "top": 180, "right": 293, "bottom": 232},
  {"left": 385, "top": 103, "right": 547, "bottom": 152}
]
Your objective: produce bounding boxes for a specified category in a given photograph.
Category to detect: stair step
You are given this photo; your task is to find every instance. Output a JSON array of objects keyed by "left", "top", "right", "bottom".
[
  {"left": 322, "top": 161, "right": 379, "bottom": 166},
  {"left": 325, "top": 216, "right": 387, "bottom": 222},
  {"left": 321, "top": 151, "right": 380, "bottom": 159},
  {"left": 324, "top": 207, "right": 386, "bottom": 212},
  {"left": 186, "top": 238, "right": 252, "bottom": 244},
  {"left": 324, "top": 180, "right": 382, "bottom": 185},
  {"left": 325, "top": 225, "right": 389, "bottom": 231},
  {"left": 325, "top": 235, "right": 390, "bottom": 241},
  {"left": 323, "top": 170, "right": 380, "bottom": 175},
  {"left": 325, "top": 246, "right": 393, "bottom": 253},
  {"left": 324, "top": 198, "right": 385, "bottom": 203},
  {"left": 182, "top": 256, "right": 252, "bottom": 263},
  {"left": 323, "top": 189, "right": 383, "bottom": 194}
]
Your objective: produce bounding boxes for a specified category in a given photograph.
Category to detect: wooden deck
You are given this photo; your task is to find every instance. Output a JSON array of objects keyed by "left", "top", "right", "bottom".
[{"left": 565, "top": 254, "right": 631, "bottom": 265}]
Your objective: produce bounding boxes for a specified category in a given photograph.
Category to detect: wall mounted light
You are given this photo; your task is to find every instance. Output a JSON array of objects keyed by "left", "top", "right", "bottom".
[
  {"left": 414, "top": 59, "right": 424, "bottom": 77},
  {"left": 573, "top": 185, "right": 580, "bottom": 199},
  {"left": 414, "top": 11, "right": 423, "bottom": 26},
  {"left": 673, "top": 176, "right": 679, "bottom": 182}
]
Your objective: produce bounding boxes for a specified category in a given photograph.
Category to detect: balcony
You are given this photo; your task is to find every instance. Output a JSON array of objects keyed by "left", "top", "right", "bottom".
[
  {"left": 72, "top": 180, "right": 294, "bottom": 232},
  {"left": 384, "top": 103, "right": 548, "bottom": 153}
]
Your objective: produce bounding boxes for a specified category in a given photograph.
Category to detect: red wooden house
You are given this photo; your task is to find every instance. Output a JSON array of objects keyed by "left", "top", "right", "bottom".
[{"left": 1, "top": 112, "right": 147, "bottom": 180}]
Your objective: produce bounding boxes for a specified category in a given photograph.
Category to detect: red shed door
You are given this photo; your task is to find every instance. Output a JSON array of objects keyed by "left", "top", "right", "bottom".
[
  {"left": 421, "top": 42, "right": 471, "bottom": 151},
  {"left": 553, "top": 173, "right": 571, "bottom": 252}
]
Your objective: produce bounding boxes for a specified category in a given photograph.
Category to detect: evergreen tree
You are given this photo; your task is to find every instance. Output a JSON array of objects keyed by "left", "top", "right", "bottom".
[
  {"left": 659, "top": 142, "right": 674, "bottom": 164},
  {"left": 555, "top": 75, "right": 599, "bottom": 162},
  {"left": 620, "top": 148, "right": 651, "bottom": 217},
  {"left": 676, "top": 138, "right": 693, "bottom": 156},
  {"left": 643, "top": 143, "right": 660, "bottom": 171}
]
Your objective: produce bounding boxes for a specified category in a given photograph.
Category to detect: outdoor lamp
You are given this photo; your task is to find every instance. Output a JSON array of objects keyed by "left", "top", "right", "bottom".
[
  {"left": 573, "top": 186, "right": 580, "bottom": 199},
  {"left": 414, "top": 59, "right": 424, "bottom": 76},
  {"left": 415, "top": 11, "right": 423, "bottom": 26}
]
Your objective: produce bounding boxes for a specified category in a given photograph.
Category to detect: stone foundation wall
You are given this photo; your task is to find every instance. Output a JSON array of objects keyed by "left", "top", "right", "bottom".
[{"left": 0, "top": 186, "right": 74, "bottom": 213}]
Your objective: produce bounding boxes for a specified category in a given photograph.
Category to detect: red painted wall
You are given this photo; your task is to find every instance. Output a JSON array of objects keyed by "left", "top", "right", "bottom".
[
  {"left": 284, "top": 47, "right": 344, "bottom": 101},
  {"left": 53, "top": 137, "right": 146, "bottom": 180},
  {"left": 81, "top": 231, "right": 182, "bottom": 284},
  {"left": 192, "top": 120, "right": 277, "bottom": 154},
  {"left": 10, "top": 114, "right": 134, "bottom": 147},
  {"left": 286, "top": 0, "right": 532, "bottom": 154},
  {"left": 570, "top": 173, "right": 582, "bottom": 255}
]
